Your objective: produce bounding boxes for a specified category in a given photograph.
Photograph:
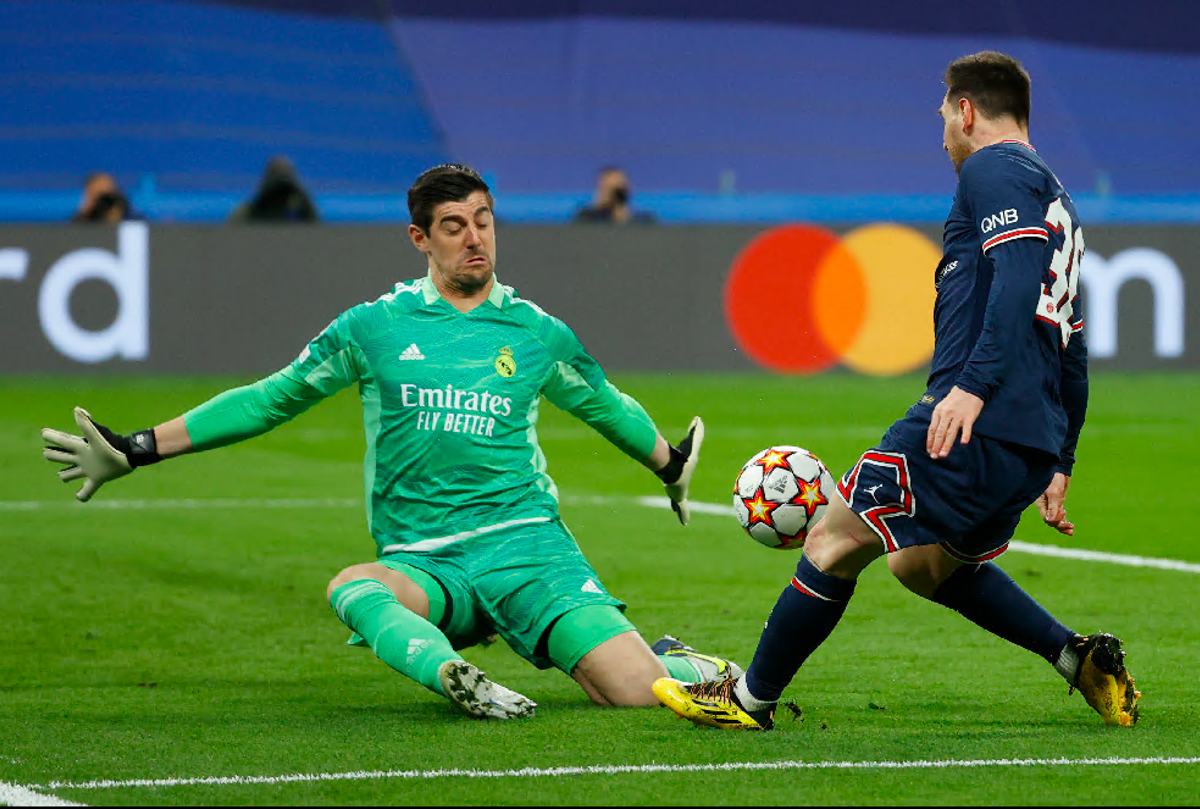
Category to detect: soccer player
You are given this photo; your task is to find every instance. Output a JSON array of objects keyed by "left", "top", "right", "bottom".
[
  {"left": 42, "top": 163, "right": 740, "bottom": 720},
  {"left": 653, "top": 51, "right": 1140, "bottom": 730}
]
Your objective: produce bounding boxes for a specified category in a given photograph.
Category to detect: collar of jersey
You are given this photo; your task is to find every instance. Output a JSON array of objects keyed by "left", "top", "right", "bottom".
[
  {"left": 996, "top": 138, "right": 1036, "bottom": 151},
  {"left": 420, "top": 269, "right": 507, "bottom": 310}
]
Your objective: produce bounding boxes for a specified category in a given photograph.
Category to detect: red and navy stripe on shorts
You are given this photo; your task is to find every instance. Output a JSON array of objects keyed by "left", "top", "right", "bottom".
[{"left": 837, "top": 450, "right": 915, "bottom": 553}]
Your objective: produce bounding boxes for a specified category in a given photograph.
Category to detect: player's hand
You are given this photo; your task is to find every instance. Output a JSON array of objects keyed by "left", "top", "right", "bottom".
[
  {"left": 657, "top": 416, "right": 704, "bottom": 526},
  {"left": 927, "top": 386, "right": 984, "bottom": 459},
  {"left": 42, "top": 407, "right": 140, "bottom": 502},
  {"left": 1036, "top": 472, "right": 1075, "bottom": 536}
]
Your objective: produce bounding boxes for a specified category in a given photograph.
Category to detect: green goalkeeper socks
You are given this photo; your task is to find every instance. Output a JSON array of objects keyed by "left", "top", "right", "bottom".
[
  {"left": 329, "top": 579, "right": 461, "bottom": 697},
  {"left": 659, "top": 653, "right": 705, "bottom": 682}
]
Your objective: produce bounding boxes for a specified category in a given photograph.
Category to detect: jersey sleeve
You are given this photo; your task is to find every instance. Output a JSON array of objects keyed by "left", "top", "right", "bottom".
[
  {"left": 537, "top": 316, "right": 658, "bottom": 462},
  {"left": 1056, "top": 299, "right": 1089, "bottom": 476},
  {"left": 954, "top": 151, "right": 1051, "bottom": 401},
  {"left": 182, "top": 311, "right": 366, "bottom": 451}
]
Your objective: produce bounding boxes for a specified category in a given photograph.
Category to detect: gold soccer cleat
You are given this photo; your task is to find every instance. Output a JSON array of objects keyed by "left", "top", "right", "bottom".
[
  {"left": 1070, "top": 634, "right": 1141, "bottom": 726},
  {"left": 652, "top": 676, "right": 774, "bottom": 731}
]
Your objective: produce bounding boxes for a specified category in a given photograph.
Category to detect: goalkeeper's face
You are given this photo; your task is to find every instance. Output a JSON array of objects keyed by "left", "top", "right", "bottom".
[{"left": 410, "top": 190, "right": 497, "bottom": 296}]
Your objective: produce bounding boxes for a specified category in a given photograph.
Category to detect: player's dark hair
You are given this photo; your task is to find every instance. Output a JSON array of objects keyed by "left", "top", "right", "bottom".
[
  {"left": 944, "top": 51, "right": 1031, "bottom": 127},
  {"left": 407, "top": 163, "right": 493, "bottom": 232}
]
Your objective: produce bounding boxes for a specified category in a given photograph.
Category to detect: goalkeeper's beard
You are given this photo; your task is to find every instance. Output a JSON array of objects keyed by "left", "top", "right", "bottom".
[{"left": 436, "top": 252, "right": 495, "bottom": 297}]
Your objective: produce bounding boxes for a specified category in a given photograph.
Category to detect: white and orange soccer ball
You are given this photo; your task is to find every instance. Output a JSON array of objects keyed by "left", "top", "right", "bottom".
[{"left": 733, "top": 445, "right": 836, "bottom": 550}]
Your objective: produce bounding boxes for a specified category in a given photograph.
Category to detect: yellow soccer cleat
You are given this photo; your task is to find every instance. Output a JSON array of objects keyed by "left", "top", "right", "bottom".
[
  {"left": 652, "top": 676, "right": 775, "bottom": 730},
  {"left": 1069, "top": 634, "right": 1141, "bottom": 726}
]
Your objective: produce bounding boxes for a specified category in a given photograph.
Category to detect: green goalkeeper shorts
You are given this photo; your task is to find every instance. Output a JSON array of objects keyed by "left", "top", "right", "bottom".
[{"left": 374, "top": 517, "right": 632, "bottom": 672}]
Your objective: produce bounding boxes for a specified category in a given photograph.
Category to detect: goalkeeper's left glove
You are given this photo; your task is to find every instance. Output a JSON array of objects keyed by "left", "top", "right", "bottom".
[
  {"left": 42, "top": 407, "right": 162, "bottom": 502},
  {"left": 655, "top": 415, "right": 704, "bottom": 526}
]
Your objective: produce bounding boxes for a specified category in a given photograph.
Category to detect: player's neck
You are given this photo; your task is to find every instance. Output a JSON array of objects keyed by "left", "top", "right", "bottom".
[
  {"left": 432, "top": 271, "right": 494, "bottom": 313},
  {"left": 973, "top": 124, "right": 1031, "bottom": 152}
]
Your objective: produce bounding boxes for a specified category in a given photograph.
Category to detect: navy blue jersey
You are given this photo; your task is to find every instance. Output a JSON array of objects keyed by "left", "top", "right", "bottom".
[{"left": 922, "top": 140, "right": 1088, "bottom": 471}]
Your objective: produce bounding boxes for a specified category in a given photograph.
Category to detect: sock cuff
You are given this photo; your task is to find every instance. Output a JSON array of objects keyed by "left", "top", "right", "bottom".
[
  {"left": 329, "top": 578, "right": 396, "bottom": 625},
  {"left": 660, "top": 653, "right": 703, "bottom": 682},
  {"left": 791, "top": 554, "right": 856, "bottom": 602},
  {"left": 735, "top": 675, "right": 775, "bottom": 711},
  {"left": 1053, "top": 642, "right": 1081, "bottom": 683}
]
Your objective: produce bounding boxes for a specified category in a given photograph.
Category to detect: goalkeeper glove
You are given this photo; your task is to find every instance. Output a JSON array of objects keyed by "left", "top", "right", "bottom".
[
  {"left": 654, "top": 415, "right": 704, "bottom": 526},
  {"left": 42, "top": 407, "right": 162, "bottom": 502}
]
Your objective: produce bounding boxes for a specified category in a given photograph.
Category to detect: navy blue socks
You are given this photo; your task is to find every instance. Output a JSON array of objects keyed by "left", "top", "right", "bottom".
[
  {"left": 743, "top": 554, "right": 856, "bottom": 704},
  {"left": 932, "top": 561, "right": 1075, "bottom": 663}
]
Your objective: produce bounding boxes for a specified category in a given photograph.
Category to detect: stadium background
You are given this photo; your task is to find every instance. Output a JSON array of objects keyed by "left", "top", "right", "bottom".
[
  {"left": 1, "top": 0, "right": 1197, "bottom": 377},
  {"left": 4, "top": 2, "right": 1200, "bottom": 806}
]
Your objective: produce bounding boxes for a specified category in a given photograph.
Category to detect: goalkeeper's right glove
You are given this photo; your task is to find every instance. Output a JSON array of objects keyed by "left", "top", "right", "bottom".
[
  {"left": 42, "top": 407, "right": 162, "bottom": 502},
  {"left": 654, "top": 415, "right": 704, "bottom": 526}
]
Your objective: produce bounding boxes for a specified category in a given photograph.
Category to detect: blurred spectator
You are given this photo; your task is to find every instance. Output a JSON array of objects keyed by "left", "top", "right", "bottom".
[
  {"left": 574, "top": 166, "right": 655, "bottom": 224},
  {"left": 71, "top": 172, "right": 132, "bottom": 223},
  {"left": 229, "top": 156, "right": 320, "bottom": 223}
]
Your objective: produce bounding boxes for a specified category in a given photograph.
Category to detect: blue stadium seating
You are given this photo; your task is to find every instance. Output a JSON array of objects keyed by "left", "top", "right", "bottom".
[{"left": 2, "top": 0, "right": 1197, "bottom": 222}]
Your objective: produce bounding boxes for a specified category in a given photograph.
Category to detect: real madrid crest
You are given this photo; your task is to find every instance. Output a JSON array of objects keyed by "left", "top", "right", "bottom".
[{"left": 495, "top": 346, "right": 517, "bottom": 377}]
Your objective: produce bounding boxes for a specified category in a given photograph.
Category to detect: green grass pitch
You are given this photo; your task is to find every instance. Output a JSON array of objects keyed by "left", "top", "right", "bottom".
[{"left": 2, "top": 372, "right": 1198, "bottom": 806}]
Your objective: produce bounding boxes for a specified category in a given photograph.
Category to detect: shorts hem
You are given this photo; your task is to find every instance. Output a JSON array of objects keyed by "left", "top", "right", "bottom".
[{"left": 939, "top": 541, "right": 1011, "bottom": 564}]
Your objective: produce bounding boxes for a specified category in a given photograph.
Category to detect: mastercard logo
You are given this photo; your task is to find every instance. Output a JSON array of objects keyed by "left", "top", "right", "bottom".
[{"left": 724, "top": 224, "right": 941, "bottom": 376}]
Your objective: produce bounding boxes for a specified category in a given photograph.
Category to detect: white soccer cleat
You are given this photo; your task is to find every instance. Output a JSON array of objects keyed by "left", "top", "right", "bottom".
[{"left": 437, "top": 660, "right": 537, "bottom": 720}]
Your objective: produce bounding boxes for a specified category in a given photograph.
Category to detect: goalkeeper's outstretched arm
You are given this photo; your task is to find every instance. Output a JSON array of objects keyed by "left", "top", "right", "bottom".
[
  {"left": 542, "top": 371, "right": 705, "bottom": 526},
  {"left": 42, "top": 369, "right": 333, "bottom": 502}
]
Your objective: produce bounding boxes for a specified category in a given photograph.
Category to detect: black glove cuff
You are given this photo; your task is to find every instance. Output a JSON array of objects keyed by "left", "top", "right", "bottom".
[
  {"left": 654, "top": 444, "right": 687, "bottom": 484},
  {"left": 94, "top": 423, "right": 163, "bottom": 468},
  {"left": 126, "top": 428, "right": 164, "bottom": 468}
]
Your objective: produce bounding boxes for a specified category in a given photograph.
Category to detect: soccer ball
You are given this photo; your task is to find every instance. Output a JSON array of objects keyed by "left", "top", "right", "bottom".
[{"left": 733, "top": 445, "right": 836, "bottom": 550}]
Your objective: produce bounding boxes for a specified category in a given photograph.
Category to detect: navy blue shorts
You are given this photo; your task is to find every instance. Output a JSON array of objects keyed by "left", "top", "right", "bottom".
[{"left": 836, "top": 407, "right": 1057, "bottom": 563}]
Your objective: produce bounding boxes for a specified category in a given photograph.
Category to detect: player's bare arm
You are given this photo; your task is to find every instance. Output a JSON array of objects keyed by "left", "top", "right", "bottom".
[
  {"left": 645, "top": 434, "right": 671, "bottom": 470},
  {"left": 926, "top": 385, "right": 984, "bottom": 458},
  {"left": 150, "top": 417, "right": 193, "bottom": 457}
]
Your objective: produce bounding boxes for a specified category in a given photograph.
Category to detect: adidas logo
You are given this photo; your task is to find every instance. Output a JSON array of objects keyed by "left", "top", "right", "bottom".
[
  {"left": 406, "top": 638, "right": 431, "bottom": 663},
  {"left": 580, "top": 579, "right": 603, "bottom": 595},
  {"left": 399, "top": 343, "right": 426, "bottom": 361}
]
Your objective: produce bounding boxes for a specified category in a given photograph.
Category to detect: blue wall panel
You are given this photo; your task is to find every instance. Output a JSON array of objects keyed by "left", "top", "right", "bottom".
[
  {"left": 0, "top": 0, "right": 447, "bottom": 195},
  {"left": 1, "top": 0, "right": 1196, "bottom": 220}
]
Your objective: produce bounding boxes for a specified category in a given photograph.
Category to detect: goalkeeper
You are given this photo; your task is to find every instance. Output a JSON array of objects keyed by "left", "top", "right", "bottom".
[{"left": 42, "top": 163, "right": 740, "bottom": 720}]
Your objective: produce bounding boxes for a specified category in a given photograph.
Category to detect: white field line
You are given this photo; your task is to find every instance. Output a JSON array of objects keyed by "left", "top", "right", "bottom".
[
  {"left": 630, "top": 495, "right": 1200, "bottom": 574},
  {"left": 6, "top": 495, "right": 1198, "bottom": 798},
  {"left": 0, "top": 780, "right": 85, "bottom": 806},
  {"left": 0, "top": 497, "right": 360, "bottom": 511},
  {"left": 4, "top": 494, "right": 1199, "bottom": 575},
  {"left": 27, "top": 756, "right": 1200, "bottom": 791}
]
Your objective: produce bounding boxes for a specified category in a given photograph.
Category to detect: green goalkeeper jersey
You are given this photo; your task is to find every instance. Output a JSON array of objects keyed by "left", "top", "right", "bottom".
[{"left": 182, "top": 271, "right": 659, "bottom": 556}]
